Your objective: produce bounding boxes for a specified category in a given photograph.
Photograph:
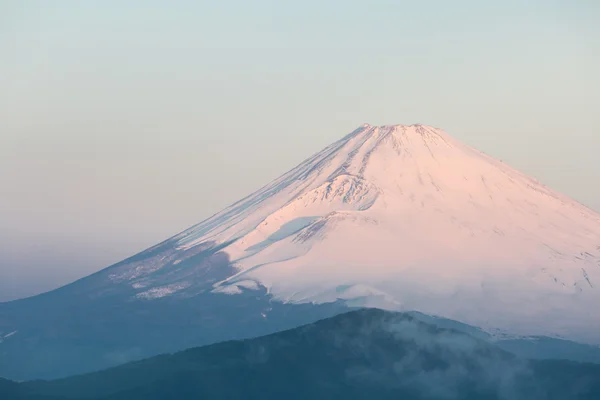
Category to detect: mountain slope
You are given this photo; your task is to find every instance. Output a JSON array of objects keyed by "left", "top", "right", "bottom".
[
  {"left": 1, "top": 124, "right": 599, "bottom": 380},
  {"left": 6, "top": 310, "right": 600, "bottom": 400}
]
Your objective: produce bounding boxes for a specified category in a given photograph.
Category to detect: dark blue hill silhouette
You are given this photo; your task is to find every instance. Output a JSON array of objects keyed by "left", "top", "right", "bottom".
[{"left": 2, "top": 309, "right": 600, "bottom": 400}]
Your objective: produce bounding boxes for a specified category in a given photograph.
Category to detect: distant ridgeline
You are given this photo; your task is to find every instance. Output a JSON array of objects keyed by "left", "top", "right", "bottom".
[{"left": 2, "top": 310, "right": 600, "bottom": 400}]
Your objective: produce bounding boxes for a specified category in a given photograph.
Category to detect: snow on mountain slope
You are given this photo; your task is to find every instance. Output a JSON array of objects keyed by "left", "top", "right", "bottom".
[{"left": 163, "top": 124, "right": 600, "bottom": 343}]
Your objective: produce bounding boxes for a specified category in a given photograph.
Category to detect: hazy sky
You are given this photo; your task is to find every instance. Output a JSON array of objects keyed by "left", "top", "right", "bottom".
[{"left": 1, "top": 1, "right": 599, "bottom": 301}]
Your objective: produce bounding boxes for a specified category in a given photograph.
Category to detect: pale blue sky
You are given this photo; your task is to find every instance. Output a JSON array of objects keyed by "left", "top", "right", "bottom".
[{"left": 1, "top": 1, "right": 599, "bottom": 300}]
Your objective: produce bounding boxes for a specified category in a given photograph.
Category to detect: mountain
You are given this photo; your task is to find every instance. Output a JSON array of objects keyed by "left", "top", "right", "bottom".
[
  {"left": 4, "top": 309, "right": 600, "bottom": 400},
  {"left": 1, "top": 124, "right": 600, "bottom": 380}
]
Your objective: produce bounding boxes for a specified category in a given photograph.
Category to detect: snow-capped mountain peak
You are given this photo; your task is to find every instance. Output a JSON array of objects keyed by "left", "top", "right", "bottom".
[
  {"left": 42, "top": 123, "right": 600, "bottom": 343},
  {"left": 166, "top": 124, "right": 600, "bottom": 342}
]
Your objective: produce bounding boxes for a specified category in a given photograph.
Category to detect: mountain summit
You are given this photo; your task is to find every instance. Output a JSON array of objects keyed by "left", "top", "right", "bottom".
[
  {"left": 175, "top": 124, "right": 600, "bottom": 339},
  {"left": 1, "top": 124, "right": 599, "bottom": 380}
]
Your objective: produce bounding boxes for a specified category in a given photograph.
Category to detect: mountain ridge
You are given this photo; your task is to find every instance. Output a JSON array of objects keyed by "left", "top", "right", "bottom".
[{"left": 4, "top": 309, "right": 600, "bottom": 400}]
